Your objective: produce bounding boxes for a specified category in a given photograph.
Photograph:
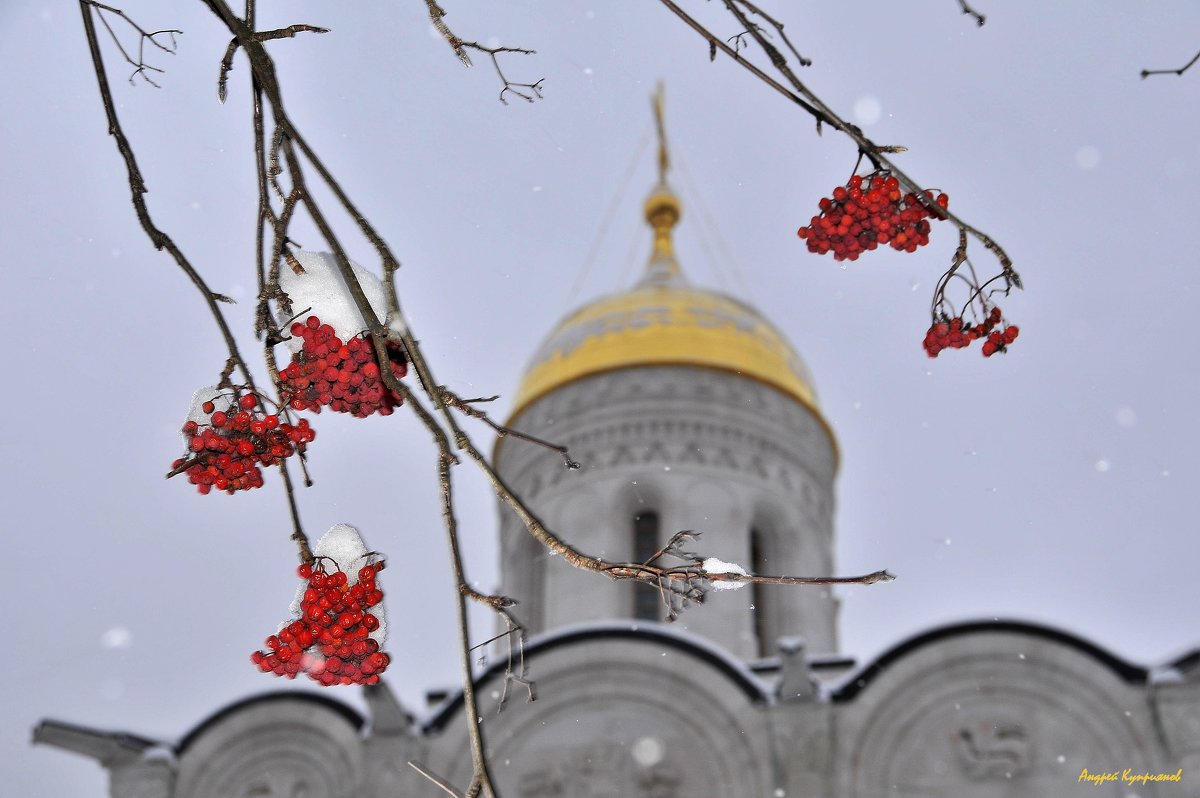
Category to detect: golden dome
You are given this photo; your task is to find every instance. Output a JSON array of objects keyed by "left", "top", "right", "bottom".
[
  {"left": 508, "top": 270, "right": 822, "bottom": 421},
  {"left": 508, "top": 85, "right": 827, "bottom": 442}
]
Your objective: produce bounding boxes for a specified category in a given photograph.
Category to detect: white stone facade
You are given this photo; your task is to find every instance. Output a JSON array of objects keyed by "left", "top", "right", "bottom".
[
  {"left": 39, "top": 619, "right": 1197, "bottom": 797},
  {"left": 497, "top": 366, "right": 839, "bottom": 659},
  {"left": 34, "top": 342, "right": 1200, "bottom": 798}
]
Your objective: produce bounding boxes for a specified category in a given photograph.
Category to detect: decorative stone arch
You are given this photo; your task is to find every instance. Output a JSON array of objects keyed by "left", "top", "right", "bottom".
[
  {"left": 425, "top": 624, "right": 770, "bottom": 798},
  {"left": 832, "top": 621, "right": 1162, "bottom": 798},
  {"left": 174, "top": 693, "right": 364, "bottom": 798}
]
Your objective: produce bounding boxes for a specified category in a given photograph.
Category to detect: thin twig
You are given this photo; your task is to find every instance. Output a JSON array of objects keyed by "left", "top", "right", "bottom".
[
  {"left": 468, "top": 628, "right": 517, "bottom": 653},
  {"left": 464, "top": 587, "right": 535, "bottom": 709},
  {"left": 734, "top": 0, "right": 811, "bottom": 65},
  {"left": 439, "top": 386, "right": 579, "bottom": 469},
  {"left": 436, "top": 451, "right": 499, "bottom": 795},
  {"left": 83, "top": 5, "right": 899, "bottom": 795},
  {"left": 192, "top": 10, "right": 499, "bottom": 791},
  {"left": 424, "top": 0, "right": 471, "bottom": 65},
  {"left": 80, "top": 0, "right": 310, "bottom": 562},
  {"left": 187, "top": 3, "right": 894, "bottom": 784},
  {"left": 422, "top": 0, "right": 542, "bottom": 103},
  {"left": 658, "top": 0, "right": 1019, "bottom": 287},
  {"left": 204, "top": 0, "right": 894, "bottom": 607},
  {"left": 84, "top": 0, "right": 180, "bottom": 86},
  {"left": 956, "top": 0, "right": 986, "bottom": 27},
  {"left": 1141, "top": 48, "right": 1200, "bottom": 78},
  {"left": 251, "top": 66, "right": 269, "bottom": 329},
  {"left": 79, "top": 5, "right": 248, "bottom": 405},
  {"left": 218, "top": 23, "right": 327, "bottom": 102},
  {"left": 409, "top": 761, "right": 466, "bottom": 798},
  {"left": 459, "top": 42, "right": 544, "bottom": 104},
  {"left": 656, "top": 0, "right": 829, "bottom": 123}
]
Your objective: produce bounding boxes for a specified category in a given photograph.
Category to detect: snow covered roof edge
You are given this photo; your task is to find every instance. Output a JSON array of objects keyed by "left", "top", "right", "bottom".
[{"left": 828, "top": 617, "right": 1155, "bottom": 703}]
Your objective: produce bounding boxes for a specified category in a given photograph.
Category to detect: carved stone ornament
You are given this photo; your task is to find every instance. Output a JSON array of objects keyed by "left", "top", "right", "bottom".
[{"left": 953, "top": 717, "right": 1033, "bottom": 780}]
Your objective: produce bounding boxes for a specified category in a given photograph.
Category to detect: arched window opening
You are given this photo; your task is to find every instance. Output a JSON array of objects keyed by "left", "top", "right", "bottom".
[
  {"left": 751, "top": 528, "right": 772, "bottom": 658},
  {"left": 633, "top": 511, "right": 660, "bottom": 621}
]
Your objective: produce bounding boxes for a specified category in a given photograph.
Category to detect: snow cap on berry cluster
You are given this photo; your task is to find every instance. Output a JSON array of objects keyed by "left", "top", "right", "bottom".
[
  {"left": 290, "top": 523, "right": 388, "bottom": 645},
  {"left": 182, "top": 386, "right": 234, "bottom": 439},
  {"left": 279, "top": 251, "right": 388, "bottom": 353}
]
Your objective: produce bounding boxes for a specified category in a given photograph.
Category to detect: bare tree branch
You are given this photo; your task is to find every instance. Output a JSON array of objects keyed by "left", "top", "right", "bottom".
[
  {"left": 187, "top": 7, "right": 505, "bottom": 790},
  {"left": 656, "top": 0, "right": 830, "bottom": 123},
  {"left": 423, "top": 0, "right": 543, "bottom": 103},
  {"left": 84, "top": 5, "right": 900, "bottom": 793},
  {"left": 1142, "top": 48, "right": 1200, "bottom": 79},
  {"left": 464, "top": 589, "right": 536, "bottom": 710},
  {"left": 84, "top": 0, "right": 180, "bottom": 86},
  {"left": 436, "top": 451, "right": 500, "bottom": 795},
  {"left": 656, "top": 0, "right": 1020, "bottom": 310},
  {"left": 956, "top": 0, "right": 986, "bottom": 27},
  {"left": 734, "top": 0, "right": 811, "bottom": 65},
  {"left": 218, "top": 23, "right": 327, "bottom": 103},
  {"left": 460, "top": 41, "right": 544, "bottom": 104},
  {"left": 439, "top": 386, "right": 579, "bottom": 469},
  {"left": 409, "top": 761, "right": 466, "bottom": 798},
  {"left": 424, "top": 0, "right": 471, "bottom": 65},
  {"left": 78, "top": 0, "right": 312, "bottom": 563}
]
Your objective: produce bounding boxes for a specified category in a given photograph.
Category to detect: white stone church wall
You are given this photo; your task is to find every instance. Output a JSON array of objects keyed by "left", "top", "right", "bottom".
[{"left": 496, "top": 366, "right": 839, "bottom": 659}]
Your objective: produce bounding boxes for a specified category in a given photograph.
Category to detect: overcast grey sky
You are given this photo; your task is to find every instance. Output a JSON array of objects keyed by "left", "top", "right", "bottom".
[{"left": 4, "top": 2, "right": 1199, "bottom": 795}]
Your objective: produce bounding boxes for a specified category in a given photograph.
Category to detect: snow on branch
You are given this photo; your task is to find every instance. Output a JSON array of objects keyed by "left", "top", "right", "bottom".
[{"left": 80, "top": 4, "right": 901, "bottom": 795}]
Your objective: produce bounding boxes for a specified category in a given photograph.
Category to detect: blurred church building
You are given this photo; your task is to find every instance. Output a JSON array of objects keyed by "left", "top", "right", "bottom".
[{"left": 36, "top": 95, "right": 1200, "bottom": 798}]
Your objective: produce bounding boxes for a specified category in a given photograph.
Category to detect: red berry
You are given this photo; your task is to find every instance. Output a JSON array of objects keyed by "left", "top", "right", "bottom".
[
  {"left": 278, "top": 330, "right": 406, "bottom": 418},
  {"left": 798, "top": 171, "right": 949, "bottom": 263}
]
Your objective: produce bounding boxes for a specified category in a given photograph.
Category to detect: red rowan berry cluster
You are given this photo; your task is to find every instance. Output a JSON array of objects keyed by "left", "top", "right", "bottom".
[
  {"left": 251, "top": 558, "right": 390, "bottom": 686},
  {"left": 172, "top": 393, "right": 315, "bottom": 495},
  {"left": 797, "top": 173, "right": 949, "bottom": 261},
  {"left": 279, "top": 316, "right": 408, "bottom": 418},
  {"left": 922, "top": 305, "right": 1020, "bottom": 358}
]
